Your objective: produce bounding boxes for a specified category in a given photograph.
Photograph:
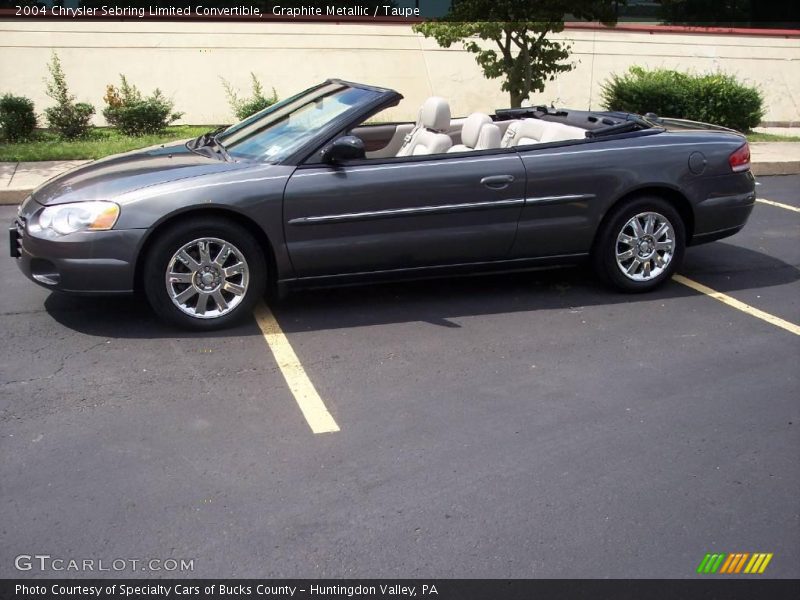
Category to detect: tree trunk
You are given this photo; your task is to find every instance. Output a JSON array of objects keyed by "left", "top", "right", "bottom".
[{"left": 509, "top": 91, "right": 524, "bottom": 108}]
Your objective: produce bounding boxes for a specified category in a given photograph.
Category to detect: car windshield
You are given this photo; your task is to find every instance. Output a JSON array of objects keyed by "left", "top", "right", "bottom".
[{"left": 219, "top": 83, "right": 379, "bottom": 162}]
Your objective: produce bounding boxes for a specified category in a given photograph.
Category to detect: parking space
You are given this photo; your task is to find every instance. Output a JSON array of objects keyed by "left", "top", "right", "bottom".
[
  {"left": 677, "top": 177, "right": 800, "bottom": 326},
  {"left": 0, "top": 176, "right": 797, "bottom": 578}
]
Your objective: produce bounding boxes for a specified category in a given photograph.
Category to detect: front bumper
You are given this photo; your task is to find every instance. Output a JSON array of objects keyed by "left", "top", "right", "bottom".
[{"left": 11, "top": 213, "right": 146, "bottom": 294}]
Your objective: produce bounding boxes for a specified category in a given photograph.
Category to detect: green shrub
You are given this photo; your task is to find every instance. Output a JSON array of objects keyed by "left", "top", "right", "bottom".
[
  {"left": 222, "top": 73, "right": 278, "bottom": 121},
  {"left": 43, "top": 52, "right": 95, "bottom": 139},
  {"left": 0, "top": 94, "right": 37, "bottom": 142},
  {"left": 600, "top": 67, "right": 764, "bottom": 132},
  {"left": 45, "top": 102, "right": 95, "bottom": 141},
  {"left": 102, "top": 75, "right": 183, "bottom": 136}
]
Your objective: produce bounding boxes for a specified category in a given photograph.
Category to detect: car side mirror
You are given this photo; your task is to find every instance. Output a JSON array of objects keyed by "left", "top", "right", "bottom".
[{"left": 322, "top": 135, "right": 365, "bottom": 163}]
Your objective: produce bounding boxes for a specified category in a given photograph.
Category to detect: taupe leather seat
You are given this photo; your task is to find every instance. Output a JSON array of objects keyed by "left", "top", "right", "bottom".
[
  {"left": 501, "top": 119, "right": 547, "bottom": 147},
  {"left": 447, "top": 113, "right": 501, "bottom": 153},
  {"left": 501, "top": 118, "right": 585, "bottom": 147},
  {"left": 396, "top": 97, "right": 453, "bottom": 156},
  {"left": 540, "top": 122, "right": 587, "bottom": 143}
]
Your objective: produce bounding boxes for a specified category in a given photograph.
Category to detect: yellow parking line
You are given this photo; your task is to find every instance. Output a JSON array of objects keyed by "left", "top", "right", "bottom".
[
  {"left": 673, "top": 275, "right": 800, "bottom": 336},
  {"left": 756, "top": 198, "right": 800, "bottom": 213},
  {"left": 254, "top": 301, "right": 340, "bottom": 434}
]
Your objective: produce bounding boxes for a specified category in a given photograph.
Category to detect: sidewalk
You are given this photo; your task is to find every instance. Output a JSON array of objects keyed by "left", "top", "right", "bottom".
[
  {"left": 1, "top": 160, "right": 91, "bottom": 204},
  {"left": 748, "top": 142, "right": 800, "bottom": 176},
  {"left": 1, "top": 144, "right": 798, "bottom": 205}
]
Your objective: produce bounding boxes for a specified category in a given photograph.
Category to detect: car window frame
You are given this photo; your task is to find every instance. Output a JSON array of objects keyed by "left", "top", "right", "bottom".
[
  {"left": 297, "top": 105, "right": 519, "bottom": 169},
  {"left": 275, "top": 83, "right": 403, "bottom": 167},
  {"left": 294, "top": 106, "right": 665, "bottom": 170},
  {"left": 222, "top": 84, "right": 386, "bottom": 164},
  {"left": 296, "top": 116, "right": 582, "bottom": 169}
]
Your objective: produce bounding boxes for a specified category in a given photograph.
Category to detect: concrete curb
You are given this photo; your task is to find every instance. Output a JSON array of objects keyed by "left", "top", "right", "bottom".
[
  {"left": 0, "top": 189, "right": 33, "bottom": 205},
  {"left": 751, "top": 162, "right": 800, "bottom": 177},
  {"left": 1, "top": 161, "right": 798, "bottom": 206}
]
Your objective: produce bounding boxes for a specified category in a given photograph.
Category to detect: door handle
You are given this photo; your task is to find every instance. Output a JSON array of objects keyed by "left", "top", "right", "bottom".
[{"left": 481, "top": 175, "right": 515, "bottom": 189}]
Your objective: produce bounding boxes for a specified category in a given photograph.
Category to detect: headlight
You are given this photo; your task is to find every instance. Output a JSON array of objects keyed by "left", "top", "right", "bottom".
[{"left": 38, "top": 201, "right": 120, "bottom": 235}]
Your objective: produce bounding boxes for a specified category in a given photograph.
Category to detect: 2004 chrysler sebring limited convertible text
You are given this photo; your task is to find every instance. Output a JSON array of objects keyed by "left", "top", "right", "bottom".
[{"left": 11, "top": 79, "right": 756, "bottom": 329}]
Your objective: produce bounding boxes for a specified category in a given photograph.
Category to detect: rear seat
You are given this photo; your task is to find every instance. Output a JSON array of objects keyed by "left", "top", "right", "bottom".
[
  {"left": 447, "top": 112, "right": 501, "bottom": 153},
  {"left": 500, "top": 118, "right": 585, "bottom": 147},
  {"left": 541, "top": 122, "right": 587, "bottom": 143}
]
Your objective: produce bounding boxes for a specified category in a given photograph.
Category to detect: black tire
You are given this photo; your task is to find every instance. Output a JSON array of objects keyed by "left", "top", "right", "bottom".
[
  {"left": 143, "top": 217, "right": 267, "bottom": 330},
  {"left": 592, "top": 196, "right": 686, "bottom": 293}
]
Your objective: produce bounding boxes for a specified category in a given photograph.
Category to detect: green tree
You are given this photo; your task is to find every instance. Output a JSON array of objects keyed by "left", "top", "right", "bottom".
[{"left": 414, "top": 0, "right": 620, "bottom": 108}]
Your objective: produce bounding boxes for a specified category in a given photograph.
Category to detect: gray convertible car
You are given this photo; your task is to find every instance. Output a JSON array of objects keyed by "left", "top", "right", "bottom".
[{"left": 11, "top": 79, "right": 755, "bottom": 329}]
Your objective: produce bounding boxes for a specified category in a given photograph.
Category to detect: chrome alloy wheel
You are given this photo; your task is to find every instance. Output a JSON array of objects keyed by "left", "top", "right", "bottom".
[
  {"left": 615, "top": 211, "right": 676, "bottom": 282},
  {"left": 165, "top": 237, "right": 250, "bottom": 319}
]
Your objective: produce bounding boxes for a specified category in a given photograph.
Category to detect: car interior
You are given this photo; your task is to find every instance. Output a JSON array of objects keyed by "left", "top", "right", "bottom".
[{"left": 350, "top": 95, "right": 646, "bottom": 160}]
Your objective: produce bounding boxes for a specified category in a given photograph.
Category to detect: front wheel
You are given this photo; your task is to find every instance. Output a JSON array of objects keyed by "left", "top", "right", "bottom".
[
  {"left": 593, "top": 197, "right": 686, "bottom": 293},
  {"left": 143, "top": 217, "right": 267, "bottom": 330}
]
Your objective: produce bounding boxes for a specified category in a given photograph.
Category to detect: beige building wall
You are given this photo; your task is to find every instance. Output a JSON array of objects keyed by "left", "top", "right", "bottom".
[{"left": 0, "top": 20, "right": 798, "bottom": 126}]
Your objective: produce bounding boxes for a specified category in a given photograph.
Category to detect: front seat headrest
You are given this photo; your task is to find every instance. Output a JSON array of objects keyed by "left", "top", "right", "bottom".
[
  {"left": 460, "top": 113, "right": 493, "bottom": 148},
  {"left": 419, "top": 97, "right": 451, "bottom": 133}
]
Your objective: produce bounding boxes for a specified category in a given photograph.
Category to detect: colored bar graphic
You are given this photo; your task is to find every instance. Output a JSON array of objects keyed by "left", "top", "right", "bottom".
[
  {"left": 758, "top": 554, "right": 773, "bottom": 573},
  {"left": 696, "top": 554, "right": 712, "bottom": 574},
  {"left": 725, "top": 553, "right": 737, "bottom": 573},
  {"left": 744, "top": 554, "right": 760, "bottom": 573},
  {"left": 697, "top": 553, "right": 726, "bottom": 573},
  {"left": 719, "top": 554, "right": 736, "bottom": 573},
  {"left": 734, "top": 553, "right": 749, "bottom": 573},
  {"left": 711, "top": 554, "right": 726, "bottom": 573},
  {"left": 698, "top": 552, "right": 773, "bottom": 575}
]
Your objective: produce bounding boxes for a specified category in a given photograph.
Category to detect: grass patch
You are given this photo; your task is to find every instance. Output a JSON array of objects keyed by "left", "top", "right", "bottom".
[
  {"left": 0, "top": 125, "right": 215, "bottom": 162},
  {"left": 747, "top": 132, "right": 800, "bottom": 143}
]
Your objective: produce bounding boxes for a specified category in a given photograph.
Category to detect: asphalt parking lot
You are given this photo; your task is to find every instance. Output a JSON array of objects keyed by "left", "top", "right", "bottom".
[{"left": 1, "top": 175, "right": 798, "bottom": 579}]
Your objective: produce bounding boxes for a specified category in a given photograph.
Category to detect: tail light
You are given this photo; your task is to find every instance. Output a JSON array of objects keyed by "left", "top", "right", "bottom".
[{"left": 729, "top": 142, "right": 751, "bottom": 172}]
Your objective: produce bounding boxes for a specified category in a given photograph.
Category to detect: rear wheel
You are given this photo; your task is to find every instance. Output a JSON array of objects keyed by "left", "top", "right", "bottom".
[
  {"left": 143, "top": 217, "right": 266, "bottom": 330},
  {"left": 593, "top": 197, "right": 685, "bottom": 292}
]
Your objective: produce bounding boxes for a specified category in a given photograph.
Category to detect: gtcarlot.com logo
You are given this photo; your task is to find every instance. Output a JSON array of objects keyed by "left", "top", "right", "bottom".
[
  {"left": 14, "top": 554, "right": 194, "bottom": 573},
  {"left": 697, "top": 552, "right": 773, "bottom": 574}
]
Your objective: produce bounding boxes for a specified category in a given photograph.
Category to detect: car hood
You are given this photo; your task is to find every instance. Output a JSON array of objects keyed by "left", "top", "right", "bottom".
[{"left": 32, "top": 142, "right": 252, "bottom": 206}]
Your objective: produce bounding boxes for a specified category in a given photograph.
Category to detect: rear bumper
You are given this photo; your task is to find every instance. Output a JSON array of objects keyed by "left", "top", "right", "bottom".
[
  {"left": 691, "top": 172, "right": 756, "bottom": 245},
  {"left": 12, "top": 218, "right": 145, "bottom": 294},
  {"left": 690, "top": 224, "right": 748, "bottom": 245}
]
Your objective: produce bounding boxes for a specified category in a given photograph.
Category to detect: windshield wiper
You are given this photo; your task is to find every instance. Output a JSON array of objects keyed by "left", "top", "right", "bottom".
[
  {"left": 187, "top": 126, "right": 232, "bottom": 161},
  {"left": 190, "top": 125, "right": 227, "bottom": 147},
  {"left": 207, "top": 136, "right": 232, "bottom": 162}
]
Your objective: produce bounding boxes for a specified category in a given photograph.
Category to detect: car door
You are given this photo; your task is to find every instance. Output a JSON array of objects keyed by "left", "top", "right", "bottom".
[
  {"left": 511, "top": 140, "right": 615, "bottom": 259},
  {"left": 282, "top": 151, "right": 527, "bottom": 277}
]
